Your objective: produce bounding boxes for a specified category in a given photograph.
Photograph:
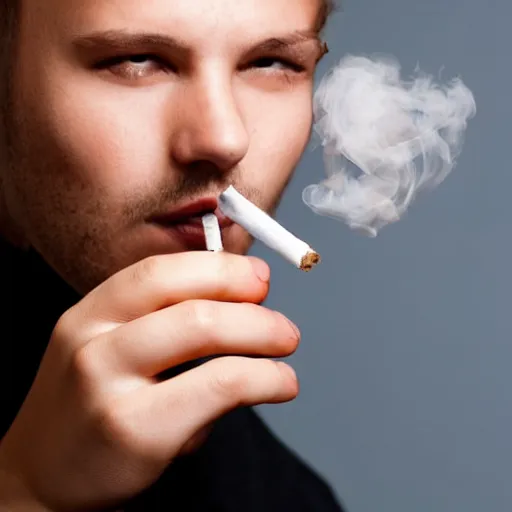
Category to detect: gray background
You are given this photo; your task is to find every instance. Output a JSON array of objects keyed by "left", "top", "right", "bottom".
[{"left": 255, "top": 1, "right": 510, "bottom": 511}]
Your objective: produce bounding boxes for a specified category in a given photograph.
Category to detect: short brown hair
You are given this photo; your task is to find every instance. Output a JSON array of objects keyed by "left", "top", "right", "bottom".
[{"left": 0, "top": 0, "right": 336, "bottom": 75}]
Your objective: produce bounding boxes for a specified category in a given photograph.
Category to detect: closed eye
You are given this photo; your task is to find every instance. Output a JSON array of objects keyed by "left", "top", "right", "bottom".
[{"left": 249, "top": 57, "right": 305, "bottom": 73}]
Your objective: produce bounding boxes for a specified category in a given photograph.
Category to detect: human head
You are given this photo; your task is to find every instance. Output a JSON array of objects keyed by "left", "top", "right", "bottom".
[{"left": 0, "top": 0, "right": 334, "bottom": 295}]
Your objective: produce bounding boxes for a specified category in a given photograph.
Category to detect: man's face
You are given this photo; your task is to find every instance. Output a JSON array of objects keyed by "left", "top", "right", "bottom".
[{"left": 2, "top": 0, "right": 324, "bottom": 295}]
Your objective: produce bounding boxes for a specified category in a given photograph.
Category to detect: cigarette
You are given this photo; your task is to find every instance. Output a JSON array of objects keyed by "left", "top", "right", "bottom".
[
  {"left": 218, "top": 186, "right": 320, "bottom": 272},
  {"left": 202, "top": 213, "right": 224, "bottom": 252}
]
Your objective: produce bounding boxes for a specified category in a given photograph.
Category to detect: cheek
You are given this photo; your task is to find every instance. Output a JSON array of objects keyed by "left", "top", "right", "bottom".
[
  {"left": 20, "top": 68, "right": 169, "bottom": 196},
  {"left": 244, "top": 89, "right": 313, "bottom": 189}
]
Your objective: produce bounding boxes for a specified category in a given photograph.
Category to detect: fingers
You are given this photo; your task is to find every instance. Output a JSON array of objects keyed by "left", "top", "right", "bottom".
[
  {"left": 131, "top": 356, "right": 299, "bottom": 459},
  {"left": 83, "top": 301, "right": 300, "bottom": 378},
  {"left": 59, "top": 252, "right": 270, "bottom": 347}
]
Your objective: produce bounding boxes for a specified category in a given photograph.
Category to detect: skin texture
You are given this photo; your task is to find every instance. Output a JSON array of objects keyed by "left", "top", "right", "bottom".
[
  {"left": 1, "top": 0, "right": 326, "bottom": 295},
  {"left": 0, "top": 1, "right": 330, "bottom": 510}
]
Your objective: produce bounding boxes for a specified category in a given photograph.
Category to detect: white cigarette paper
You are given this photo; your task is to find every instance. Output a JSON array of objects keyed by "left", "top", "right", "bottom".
[
  {"left": 218, "top": 186, "right": 320, "bottom": 271},
  {"left": 202, "top": 213, "right": 224, "bottom": 252}
]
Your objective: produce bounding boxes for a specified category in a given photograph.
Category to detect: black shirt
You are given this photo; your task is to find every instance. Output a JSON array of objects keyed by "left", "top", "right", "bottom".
[{"left": 0, "top": 239, "right": 345, "bottom": 511}]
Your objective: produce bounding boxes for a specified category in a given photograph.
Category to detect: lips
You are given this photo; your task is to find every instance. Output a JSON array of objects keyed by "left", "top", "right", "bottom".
[{"left": 149, "top": 198, "right": 234, "bottom": 228}]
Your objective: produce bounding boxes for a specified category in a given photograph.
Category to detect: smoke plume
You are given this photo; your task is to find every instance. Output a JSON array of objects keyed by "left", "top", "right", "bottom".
[{"left": 303, "top": 55, "right": 477, "bottom": 236}]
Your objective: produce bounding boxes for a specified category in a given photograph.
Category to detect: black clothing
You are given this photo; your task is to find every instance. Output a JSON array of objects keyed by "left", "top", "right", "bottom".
[{"left": 1, "top": 240, "right": 344, "bottom": 511}]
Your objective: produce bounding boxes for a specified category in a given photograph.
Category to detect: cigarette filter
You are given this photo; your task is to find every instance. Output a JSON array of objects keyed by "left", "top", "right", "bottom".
[{"left": 202, "top": 213, "right": 224, "bottom": 252}]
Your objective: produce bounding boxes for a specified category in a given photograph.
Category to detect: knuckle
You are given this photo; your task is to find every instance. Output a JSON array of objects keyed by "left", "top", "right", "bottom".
[
  {"left": 70, "top": 344, "right": 96, "bottom": 380},
  {"left": 93, "top": 402, "right": 164, "bottom": 464},
  {"left": 209, "top": 254, "right": 236, "bottom": 293},
  {"left": 52, "top": 309, "right": 76, "bottom": 345},
  {"left": 93, "top": 400, "right": 141, "bottom": 452},
  {"left": 209, "top": 357, "right": 251, "bottom": 401},
  {"left": 133, "top": 255, "right": 162, "bottom": 286},
  {"left": 187, "top": 300, "right": 217, "bottom": 333},
  {"left": 261, "top": 358, "right": 284, "bottom": 381},
  {"left": 68, "top": 344, "right": 103, "bottom": 394},
  {"left": 257, "top": 359, "right": 286, "bottom": 392},
  {"left": 183, "top": 300, "right": 221, "bottom": 353},
  {"left": 89, "top": 397, "right": 161, "bottom": 463}
]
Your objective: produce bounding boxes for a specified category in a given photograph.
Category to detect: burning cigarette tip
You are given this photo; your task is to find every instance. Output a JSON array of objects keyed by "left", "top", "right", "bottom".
[{"left": 301, "top": 251, "right": 321, "bottom": 272}]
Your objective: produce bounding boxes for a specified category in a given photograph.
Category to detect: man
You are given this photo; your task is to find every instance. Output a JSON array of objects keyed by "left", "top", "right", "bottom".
[{"left": 0, "top": 0, "right": 345, "bottom": 510}]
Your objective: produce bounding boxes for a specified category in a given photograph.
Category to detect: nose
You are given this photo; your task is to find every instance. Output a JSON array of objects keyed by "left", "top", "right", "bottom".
[{"left": 170, "top": 73, "right": 249, "bottom": 173}]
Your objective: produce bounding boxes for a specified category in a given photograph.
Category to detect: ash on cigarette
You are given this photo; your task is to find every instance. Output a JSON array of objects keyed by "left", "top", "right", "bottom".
[{"left": 300, "top": 251, "right": 321, "bottom": 272}]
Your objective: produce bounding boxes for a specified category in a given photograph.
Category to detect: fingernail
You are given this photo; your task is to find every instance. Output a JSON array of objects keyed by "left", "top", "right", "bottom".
[
  {"left": 286, "top": 319, "right": 301, "bottom": 339},
  {"left": 249, "top": 257, "right": 270, "bottom": 282},
  {"left": 278, "top": 313, "right": 300, "bottom": 339}
]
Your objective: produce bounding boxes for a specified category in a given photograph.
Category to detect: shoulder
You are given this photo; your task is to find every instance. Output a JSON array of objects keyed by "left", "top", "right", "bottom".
[{"left": 206, "top": 407, "right": 346, "bottom": 511}]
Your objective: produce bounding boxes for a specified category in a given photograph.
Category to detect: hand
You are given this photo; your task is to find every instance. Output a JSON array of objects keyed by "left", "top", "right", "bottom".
[{"left": 0, "top": 252, "right": 300, "bottom": 511}]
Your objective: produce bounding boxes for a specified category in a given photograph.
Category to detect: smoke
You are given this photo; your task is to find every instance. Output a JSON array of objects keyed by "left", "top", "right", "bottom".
[{"left": 303, "top": 55, "right": 477, "bottom": 237}]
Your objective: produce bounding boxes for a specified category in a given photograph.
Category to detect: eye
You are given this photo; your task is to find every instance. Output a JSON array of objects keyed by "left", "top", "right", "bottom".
[
  {"left": 95, "top": 54, "right": 171, "bottom": 80},
  {"left": 250, "top": 57, "right": 305, "bottom": 73}
]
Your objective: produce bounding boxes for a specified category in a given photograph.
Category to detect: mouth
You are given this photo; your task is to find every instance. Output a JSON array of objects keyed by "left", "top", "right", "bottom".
[{"left": 148, "top": 197, "right": 234, "bottom": 249}]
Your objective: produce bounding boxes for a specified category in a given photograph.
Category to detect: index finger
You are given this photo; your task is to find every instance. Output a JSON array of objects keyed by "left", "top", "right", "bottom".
[{"left": 60, "top": 252, "right": 270, "bottom": 344}]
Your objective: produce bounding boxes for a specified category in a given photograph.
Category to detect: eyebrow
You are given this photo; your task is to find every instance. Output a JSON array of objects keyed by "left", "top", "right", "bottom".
[
  {"left": 72, "top": 29, "right": 325, "bottom": 57},
  {"left": 250, "top": 31, "right": 323, "bottom": 52}
]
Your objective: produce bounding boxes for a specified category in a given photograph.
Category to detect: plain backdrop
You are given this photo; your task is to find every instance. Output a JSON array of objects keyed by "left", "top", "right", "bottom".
[{"left": 255, "top": 1, "right": 509, "bottom": 511}]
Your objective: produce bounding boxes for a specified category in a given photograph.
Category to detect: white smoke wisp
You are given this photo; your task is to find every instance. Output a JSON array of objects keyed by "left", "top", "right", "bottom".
[{"left": 303, "top": 55, "right": 477, "bottom": 237}]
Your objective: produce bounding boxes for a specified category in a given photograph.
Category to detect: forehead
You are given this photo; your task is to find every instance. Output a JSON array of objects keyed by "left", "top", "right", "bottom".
[{"left": 25, "top": 0, "right": 322, "bottom": 46}]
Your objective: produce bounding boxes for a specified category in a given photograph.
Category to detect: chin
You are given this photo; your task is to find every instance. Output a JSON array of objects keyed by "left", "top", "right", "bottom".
[{"left": 221, "top": 226, "right": 253, "bottom": 255}]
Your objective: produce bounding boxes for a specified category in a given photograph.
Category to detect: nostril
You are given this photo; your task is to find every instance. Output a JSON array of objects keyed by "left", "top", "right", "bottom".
[{"left": 170, "top": 100, "right": 249, "bottom": 172}]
